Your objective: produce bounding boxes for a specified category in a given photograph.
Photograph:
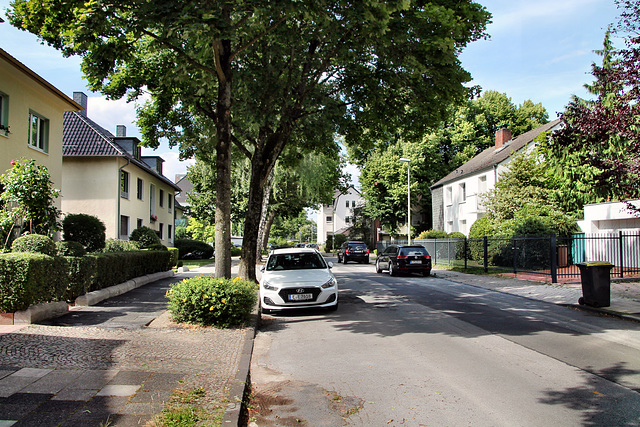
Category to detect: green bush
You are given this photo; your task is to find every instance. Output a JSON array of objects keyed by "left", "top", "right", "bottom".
[
  {"left": 130, "top": 226, "right": 161, "bottom": 248},
  {"left": 0, "top": 252, "right": 67, "bottom": 312},
  {"left": 175, "top": 239, "right": 214, "bottom": 259},
  {"left": 416, "top": 229, "right": 448, "bottom": 239},
  {"left": 103, "top": 238, "right": 140, "bottom": 252},
  {"left": 64, "top": 256, "right": 96, "bottom": 300},
  {"left": 167, "top": 247, "right": 179, "bottom": 268},
  {"left": 56, "top": 241, "right": 86, "bottom": 257},
  {"left": 333, "top": 234, "right": 347, "bottom": 249},
  {"left": 448, "top": 232, "right": 466, "bottom": 239},
  {"left": 90, "top": 251, "right": 171, "bottom": 290},
  {"left": 11, "top": 234, "right": 56, "bottom": 256},
  {"left": 230, "top": 245, "right": 241, "bottom": 256},
  {"left": 166, "top": 276, "right": 257, "bottom": 327},
  {"left": 62, "top": 213, "right": 106, "bottom": 252}
]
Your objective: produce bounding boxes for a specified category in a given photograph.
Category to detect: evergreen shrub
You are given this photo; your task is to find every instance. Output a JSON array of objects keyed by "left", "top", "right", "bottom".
[
  {"left": 11, "top": 234, "right": 56, "bottom": 256},
  {"left": 62, "top": 213, "right": 106, "bottom": 252},
  {"left": 174, "top": 239, "right": 214, "bottom": 259},
  {"left": 56, "top": 241, "right": 86, "bottom": 257},
  {"left": 130, "top": 226, "right": 161, "bottom": 248}
]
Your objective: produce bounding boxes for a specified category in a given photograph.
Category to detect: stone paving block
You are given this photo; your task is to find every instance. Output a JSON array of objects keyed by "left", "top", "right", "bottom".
[
  {"left": 52, "top": 388, "right": 97, "bottom": 402},
  {"left": 86, "top": 395, "right": 130, "bottom": 408},
  {"left": 21, "top": 369, "right": 83, "bottom": 394},
  {"left": 128, "top": 390, "right": 171, "bottom": 404},
  {"left": 67, "top": 369, "right": 118, "bottom": 390},
  {"left": 107, "top": 413, "right": 153, "bottom": 427},
  {"left": 107, "top": 371, "right": 151, "bottom": 386},
  {"left": 141, "top": 372, "right": 184, "bottom": 391},
  {"left": 119, "top": 401, "right": 165, "bottom": 415},
  {"left": 96, "top": 384, "right": 140, "bottom": 397},
  {"left": 0, "top": 403, "right": 34, "bottom": 420},
  {"left": 10, "top": 368, "right": 51, "bottom": 379},
  {"left": 14, "top": 408, "right": 72, "bottom": 427},
  {"left": 0, "top": 377, "right": 39, "bottom": 398},
  {"left": 64, "top": 406, "right": 116, "bottom": 426},
  {"left": 0, "top": 371, "right": 17, "bottom": 381},
  {"left": 36, "top": 399, "right": 85, "bottom": 413}
]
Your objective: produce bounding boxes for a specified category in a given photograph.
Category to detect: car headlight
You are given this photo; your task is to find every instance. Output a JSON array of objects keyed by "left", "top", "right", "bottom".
[
  {"left": 321, "top": 278, "right": 337, "bottom": 289},
  {"left": 262, "top": 281, "right": 278, "bottom": 291}
]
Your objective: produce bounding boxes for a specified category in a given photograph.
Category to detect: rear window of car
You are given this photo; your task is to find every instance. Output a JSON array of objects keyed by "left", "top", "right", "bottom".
[
  {"left": 266, "top": 252, "right": 327, "bottom": 271},
  {"left": 399, "top": 247, "right": 429, "bottom": 256},
  {"left": 348, "top": 243, "right": 367, "bottom": 250}
]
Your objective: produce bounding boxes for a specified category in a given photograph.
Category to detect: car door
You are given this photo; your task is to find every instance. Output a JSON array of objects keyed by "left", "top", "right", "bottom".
[{"left": 380, "top": 245, "right": 396, "bottom": 269}]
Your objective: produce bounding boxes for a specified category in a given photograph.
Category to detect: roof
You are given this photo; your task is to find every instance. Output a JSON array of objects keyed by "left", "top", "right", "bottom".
[
  {"left": 63, "top": 111, "right": 180, "bottom": 191},
  {"left": 430, "top": 119, "right": 563, "bottom": 188},
  {"left": 174, "top": 175, "right": 193, "bottom": 206},
  {"left": 0, "top": 48, "right": 82, "bottom": 111}
]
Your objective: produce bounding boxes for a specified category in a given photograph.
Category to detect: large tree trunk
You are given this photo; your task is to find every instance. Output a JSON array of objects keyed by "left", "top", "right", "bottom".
[
  {"left": 214, "top": 38, "right": 233, "bottom": 279},
  {"left": 261, "top": 210, "right": 277, "bottom": 253}
]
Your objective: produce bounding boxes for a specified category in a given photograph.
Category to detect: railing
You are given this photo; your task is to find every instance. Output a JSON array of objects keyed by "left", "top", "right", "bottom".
[{"left": 376, "top": 232, "right": 640, "bottom": 283}]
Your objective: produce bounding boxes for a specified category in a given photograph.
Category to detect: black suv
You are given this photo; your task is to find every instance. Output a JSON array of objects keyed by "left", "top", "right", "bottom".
[
  {"left": 337, "top": 241, "right": 369, "bottom": 264},
  {"left": 376, "top": 244, "right": 432, "bottom": 276}
]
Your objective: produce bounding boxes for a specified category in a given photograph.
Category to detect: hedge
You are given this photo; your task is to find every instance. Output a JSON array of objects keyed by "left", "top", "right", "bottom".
[{"left": 0, "top": 250, "right": 172, "bottom": 313}]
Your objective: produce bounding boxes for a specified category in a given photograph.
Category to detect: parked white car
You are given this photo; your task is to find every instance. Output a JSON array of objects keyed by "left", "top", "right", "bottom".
[{"left": 259, "top": 248, "right": 338, "bottom": 313}]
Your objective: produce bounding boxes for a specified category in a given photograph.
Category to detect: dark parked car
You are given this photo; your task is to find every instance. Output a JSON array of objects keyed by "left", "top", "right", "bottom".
[
  {"left": 337, "top": 241, "right": 369, "bottom": 264},
  {"left": 376, "top": 244, "right": 432, "bottom": 276}
]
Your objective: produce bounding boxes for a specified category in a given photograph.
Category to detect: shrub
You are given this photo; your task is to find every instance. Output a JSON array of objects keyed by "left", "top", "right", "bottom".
[
  {"left": 416, "top": 229, "right": 448, "bottom": 239},
  {"left": 333, "top": 234, "right": 347, "bottom": 249},
  {"left": 103, "top": 238, "right": 140, "bottom": 252},
  {"left": 448, "top": 231, "right": 466, "bottom": 239},
  {"left": 11, "top": 234, "right": 56, "bottom": 256},
  {"left": 62, "top": 213, "right": 106, "bottom": 252},
  {"left": 230, "top": 245, "right": 241, "bottom": 256},
  {"left": 56, "top": 241, "right": 86, "bottom": 257},
  {"left": 166, "top": 276, "right": 257, "bottom": 327},
  {"left": 64, "top": 256, "right": 96, "bottom": 300},
  {"left": 175, "top": 239, "right": 214, "bottom": 260},
  {"left": 130, "top": 226, "right": 161, "bottom": 248},
  {"left": 167, "top": 247, "right": 179, "bottom": 268}
]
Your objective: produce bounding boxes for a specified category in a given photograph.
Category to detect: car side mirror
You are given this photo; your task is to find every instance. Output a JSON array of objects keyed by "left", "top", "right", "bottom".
[
  {"left": 259, "top": 265, "right": 265, "bottom": 272},
  {"left": 327, "top": 262, "right": 334, "bottom": 268}
]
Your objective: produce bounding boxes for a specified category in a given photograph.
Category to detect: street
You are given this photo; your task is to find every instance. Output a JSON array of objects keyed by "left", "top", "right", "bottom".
[{"left": 249, "top": 258, "right": 640, "bottom": 426}]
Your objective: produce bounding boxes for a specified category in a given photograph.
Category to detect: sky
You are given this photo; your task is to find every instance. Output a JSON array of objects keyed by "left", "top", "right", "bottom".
[{"left": 0, "top": 0, "right": 624, "bottom": 186}]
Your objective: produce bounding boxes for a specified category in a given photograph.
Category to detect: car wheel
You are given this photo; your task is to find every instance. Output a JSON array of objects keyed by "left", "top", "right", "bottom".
[
  {"left": 344, "top": 257, "right": 348, "bottom": 264},
  {"left": 337, "top": 254, "right": 341, "bottom": 263},
  {"left": 376, "top": 260, "right": 382, "bottom": 273},
  {"left": 422, "top": 269, "right": 431, "bottom": 277},
  {"left": 364, "top": 257, "right": 369, "bottom": 264},
  {"left": 389, "top": 262, "right": 397, "bottom": 276}
]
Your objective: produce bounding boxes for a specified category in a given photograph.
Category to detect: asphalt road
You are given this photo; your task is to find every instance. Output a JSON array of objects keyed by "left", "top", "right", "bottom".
[{"left": 249, "top": 258, "right": 640, "bottom": 426}]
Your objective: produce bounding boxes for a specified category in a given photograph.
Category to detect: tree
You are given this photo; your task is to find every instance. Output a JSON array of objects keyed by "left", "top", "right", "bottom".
[
  {"left": 549, "top": 3, "right": 640, "bottom": 215},
  {"left": 8, "top": 0, "right": 490, "bottom": 281},
  {"left": 0, "top": 159, "right": 61, "bottom": 247}
]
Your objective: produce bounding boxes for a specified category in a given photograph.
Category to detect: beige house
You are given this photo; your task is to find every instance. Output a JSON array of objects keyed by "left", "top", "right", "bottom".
[
  {"left": 62, "top": 93, "right": 180, "bottom": 246},
  {"left": 0, "top": 48, "right": 81, "bottom": 214}
]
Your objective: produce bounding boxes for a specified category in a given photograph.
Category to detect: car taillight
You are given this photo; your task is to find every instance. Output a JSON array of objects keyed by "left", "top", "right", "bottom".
[
  {"left": 366, "top": 249, "right": 369, "bottom": 254},
  {"left": 425, "top": 255, "right": 431, "bottom": 260},
  {"left": 397, "top": 255, "right": 407, "bottom": 259}
]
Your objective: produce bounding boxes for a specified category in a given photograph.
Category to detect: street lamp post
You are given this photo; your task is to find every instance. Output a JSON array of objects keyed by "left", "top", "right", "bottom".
[{"left": 399, "top": 157, "right": 411, "bottom": 244}]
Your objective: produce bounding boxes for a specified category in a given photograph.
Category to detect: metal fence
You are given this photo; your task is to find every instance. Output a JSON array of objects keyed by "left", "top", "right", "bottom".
[{"left": 376, "top": 232, "right": 640, "bottom": 283}]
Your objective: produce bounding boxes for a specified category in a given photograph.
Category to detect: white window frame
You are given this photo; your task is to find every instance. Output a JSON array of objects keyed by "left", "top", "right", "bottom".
[
  {"left": 159, "top": 189, "right": 165, "bottom": 208},
  {"left": 326, "top": 216, "right": 332, "bottom": 223},
  {"left": 120, "top": 215, "right": 130, "bottom": 239},
  {"left": 120, "top": 170, "right": 130, "bottom": 199},
  {"left": 0, "top": 92, "right": 9, "bottom": 136},
  {"left": 459, "top": 182, "right": 466, "bottom": 202},
  {"left": 168, "top": 194, "right": 173, "bottom": 213},
  {"left": 445, "top": 186, "right": 453, "bottom": 206},
  {"left": 137, "top": 178, "right": 144, "bottom": 200},
  {"left": 28, "top": 111, "right": 49, "bottom": 153}
]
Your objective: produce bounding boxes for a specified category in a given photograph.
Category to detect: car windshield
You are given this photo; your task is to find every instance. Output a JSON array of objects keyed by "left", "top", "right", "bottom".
[
  {"left": 348, "top": 244, "right": 367, "bottom": 250},
  {"left": 266, "top": 252, "right": 327, "bottom": 271}
]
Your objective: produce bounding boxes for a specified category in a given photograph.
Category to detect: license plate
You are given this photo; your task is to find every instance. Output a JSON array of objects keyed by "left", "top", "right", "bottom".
[
  {"left": 410, "top": 260, "right": 422, "bottom": 264},
  {"left": 288, "top": 293, "right": 313, "bottom": 301},
  {"left": 354, "top": 250, "right": 363, "bottom": 253}
]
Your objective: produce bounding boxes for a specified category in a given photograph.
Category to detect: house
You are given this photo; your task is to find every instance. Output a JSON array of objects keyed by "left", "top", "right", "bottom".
[
  {"left": 430, "top": 119, "right": 563, "bottom": 235},
  {"left": 578, "top": 200, "right": 640, "bottom": 233},
  {"left": 0, "top": 48, "right": 81, "bottom": 224},
  {"left": 174, "top": 173, "right": 192, "bottom": 228},
  {"left": 62, "top": 92, "right": 180, "bottom": 246},
  {"left": 316, "top": 185, "right": 364, "bottom": 244}
]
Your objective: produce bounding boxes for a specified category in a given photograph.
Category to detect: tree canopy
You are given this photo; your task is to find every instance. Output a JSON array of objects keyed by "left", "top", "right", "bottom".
[{"left": 8, "top": 0, "right": 491, "bottom": 280}]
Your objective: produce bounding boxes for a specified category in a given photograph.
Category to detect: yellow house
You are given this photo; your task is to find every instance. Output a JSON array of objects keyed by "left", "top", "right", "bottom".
[
  {"left": 0, "top": 48, "right": 81, "bottom": 215},
  {"left": 62, "top": 93, "right": 180, "bottom": 246}
]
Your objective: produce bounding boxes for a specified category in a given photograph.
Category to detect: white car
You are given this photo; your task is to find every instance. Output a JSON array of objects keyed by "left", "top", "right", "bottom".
[{"left": 259, "top": 248, "right": 338, "bottom": 313}]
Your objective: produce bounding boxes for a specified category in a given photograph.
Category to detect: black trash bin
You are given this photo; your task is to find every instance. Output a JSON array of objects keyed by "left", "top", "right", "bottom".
[{"left": 576, "top": 261, "right": 613, "bottom": 308}]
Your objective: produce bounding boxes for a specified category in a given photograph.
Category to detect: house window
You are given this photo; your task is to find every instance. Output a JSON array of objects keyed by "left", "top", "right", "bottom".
[
  {"left": 345, "top": 216, "right": 351, "bottom": 223},
  {"left": 120, "top": 170, "right": 130, "bottom": 199},
  {"left": 120, "top": 215, "right": 130, "bottom": 238},
  {"left": 137, "top": 218, "right": 143, "bottom": 229},
  {"left": 159, "top": 223, "right": 164, "bottom": 240},
  {"left": 459, "top": 183, "right": 466, "bottom": 202},
  {"left": 478, "top": 175, "right": 487, "bottom": 193},
  {"left": 137, "top": 178, "right": 144, "bottom": 200},
  {"left": 352, "top": 200, "right": 356, "bottom": 208},
  {"left": 159, "top": 189, "right": 165, "bottom": 207},
  {"left": 445, "top": 186, "right": 452, "bottom": 205},
  {"left": 28, "top": 111, "right": 49, "bottom": 152},
  {"left": 326, "top": 216, "right": 332, "bottom": 223},
  {"left": 168, "top": 194, "right": 173, "bottom": 213},
  {"left": 149, "top": 184, "right": 156, "bottom": 216},
  {"left": 0, "top": 92, "right": 8, "bottom": 135},
  {"left": 345, "top": 200, "right": 349, "bottom": 208},
  {"left": 460, "top": 219, "right": 467, "bottom": 234},
  {"left": 168, "top": 224, "right": 173, "bottom": 240}
]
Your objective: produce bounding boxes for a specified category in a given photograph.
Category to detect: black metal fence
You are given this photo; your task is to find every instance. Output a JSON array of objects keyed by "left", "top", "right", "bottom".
[{"left": 377, "top": 232, "right": 640, "bottom": 283}]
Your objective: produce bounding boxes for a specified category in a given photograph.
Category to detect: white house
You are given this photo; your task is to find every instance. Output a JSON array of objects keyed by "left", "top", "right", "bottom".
[
  {"left": 578, "top": 200, "right": 640, "bottom": 233},
  {"left": 316, "top": 185, "right": 364, "bottom": 245},
  {"left": 430, "top": 119, "right": 563, "bottom": 235}
]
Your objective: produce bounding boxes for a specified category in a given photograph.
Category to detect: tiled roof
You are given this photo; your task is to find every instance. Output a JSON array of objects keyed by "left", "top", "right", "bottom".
[
  {"left": 62, "top": 111, "right": 180, "bottom": 191},
  {"left": 430, "top": 119, "right": 563, "bottom": 188},
  {"left": 63, "top": 111, "right": 124, "bottom": 156},
  {"left": 175, "top": 175, "right": 193, "bottom": 206}
]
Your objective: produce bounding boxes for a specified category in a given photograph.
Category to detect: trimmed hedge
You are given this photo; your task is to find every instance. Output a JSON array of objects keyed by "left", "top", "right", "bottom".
[
  {"left": 167, "top": 247, "right": 179, "bottom": 268},
  {"left": 56, "top": 241, "right": 87, "bottom": 257},
  {"left": 0, "top": 250, "right": 172, "bottom": 312},
  {"left": 175, "top": 239, "right": 214, "bottom": 260},
  {"left": 11, "top": 234, "right": 56, "bottom": 256}
]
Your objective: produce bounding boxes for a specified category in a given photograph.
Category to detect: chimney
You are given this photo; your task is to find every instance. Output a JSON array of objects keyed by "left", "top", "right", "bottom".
[
  {"left": 495, "top": 127, "right": 512, "bottom": 149},
  {"left": 73, "top": 92, "right": 87, "bottom": 116},
  {"left": 116, "top": 125, "right": 127, "bottom": 137}
]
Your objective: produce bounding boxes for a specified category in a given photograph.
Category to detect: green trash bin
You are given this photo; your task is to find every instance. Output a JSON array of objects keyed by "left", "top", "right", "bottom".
[{"left": 576, "top": 261, "right": 613, "bottom": 308}]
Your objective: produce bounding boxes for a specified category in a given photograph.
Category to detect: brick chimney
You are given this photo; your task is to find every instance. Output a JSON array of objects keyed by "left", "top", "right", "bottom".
[{"left": 495, "top": 127, "right": 512, "bottom": 149}]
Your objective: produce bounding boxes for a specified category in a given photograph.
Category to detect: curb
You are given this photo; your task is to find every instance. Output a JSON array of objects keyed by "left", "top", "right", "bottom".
[
  {"left": 221, "top": 304, "right": 260, "bottom": 425},
  {"left": 562, "top": 303, "right": 640, "bottom": 323}
]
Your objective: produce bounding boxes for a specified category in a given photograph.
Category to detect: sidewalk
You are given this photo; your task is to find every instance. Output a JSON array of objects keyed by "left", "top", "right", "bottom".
[{"left": 0, "top": 262, "right": 639, "bottom": 426}]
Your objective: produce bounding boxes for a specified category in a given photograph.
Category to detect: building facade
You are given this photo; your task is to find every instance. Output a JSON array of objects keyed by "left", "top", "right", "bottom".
[{"left": 316, "top": 185, "right": 364, "bottom": 245}]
